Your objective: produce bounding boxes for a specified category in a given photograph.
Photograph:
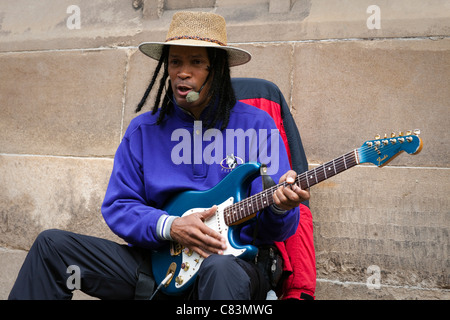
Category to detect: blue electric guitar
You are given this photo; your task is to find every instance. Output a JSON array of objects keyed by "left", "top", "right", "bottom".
[{"left": 152, "top": 130, "right": 423, "bottom": 295}]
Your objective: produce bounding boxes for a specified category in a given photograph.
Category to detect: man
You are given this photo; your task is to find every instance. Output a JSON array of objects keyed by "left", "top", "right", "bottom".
[{"left": 9, "top": 11, "right": 309, "bottom": 300}]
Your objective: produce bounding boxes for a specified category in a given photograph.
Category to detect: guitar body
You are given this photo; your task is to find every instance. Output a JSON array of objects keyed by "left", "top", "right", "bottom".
[{"left": 151, "top": 162, "right": 262, "bottom": 296}]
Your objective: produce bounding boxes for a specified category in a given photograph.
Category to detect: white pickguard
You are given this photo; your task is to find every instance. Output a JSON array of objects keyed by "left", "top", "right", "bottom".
[{"left": 174, "top": 197, "right": 245, "bottom": 289}]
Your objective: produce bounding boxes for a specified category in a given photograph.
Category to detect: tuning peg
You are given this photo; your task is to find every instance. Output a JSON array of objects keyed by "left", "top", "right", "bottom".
[
  {"left": 391, "top": 132, "right": 396, "bottom": 138},
  {"left": 413, "top": 129, "right": 420, "bottom": 135},
  {"left": 406, "top": 130, "right": 412, "bottom": 135},
  {"left": 375, "top": 134, "right": 381, "bottom": 139},
  {"left": 399, "top": 131, "right": 403, "bottom": 136},
  {"left": 383, "top": 133, "right": 388, "bottom": 139}
]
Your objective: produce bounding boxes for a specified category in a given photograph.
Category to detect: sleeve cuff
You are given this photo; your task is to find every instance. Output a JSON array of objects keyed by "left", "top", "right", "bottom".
[
  {"left": 270, "top": 204, "right": 288, "bottom": 215},
  {"left": 156, "top": 215, "right": 178, "bottom": 241}
]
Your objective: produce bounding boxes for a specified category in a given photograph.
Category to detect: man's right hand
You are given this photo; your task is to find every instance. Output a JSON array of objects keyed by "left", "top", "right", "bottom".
[{"left": 170, "top": 206, "right": 227, "bottom": 258}]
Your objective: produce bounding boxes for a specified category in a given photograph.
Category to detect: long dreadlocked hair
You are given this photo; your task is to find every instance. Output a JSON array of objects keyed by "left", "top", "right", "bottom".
[{"left": 135, "top": 46, "right": 236, "bottom": 130}]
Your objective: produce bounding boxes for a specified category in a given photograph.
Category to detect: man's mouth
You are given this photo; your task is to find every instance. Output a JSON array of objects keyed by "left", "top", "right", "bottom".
[{"left": 176, "top": 85, "right": 193, "bottom": 97}]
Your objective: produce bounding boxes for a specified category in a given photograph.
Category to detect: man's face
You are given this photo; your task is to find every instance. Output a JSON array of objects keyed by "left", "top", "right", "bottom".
[{"left": 168, "top": 45, "right": 211, "bottom": 116}]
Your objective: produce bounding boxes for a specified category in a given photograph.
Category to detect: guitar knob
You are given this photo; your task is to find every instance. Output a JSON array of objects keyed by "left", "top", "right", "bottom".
[
  {"left": 175, "top": 276, "right": 184, "bottom": 285},
  {"left": 181, "top": 262, "right": 190, "bottom": 271},
  {"left": 183, "top": 247, "right": 193, "bottom": 256}
]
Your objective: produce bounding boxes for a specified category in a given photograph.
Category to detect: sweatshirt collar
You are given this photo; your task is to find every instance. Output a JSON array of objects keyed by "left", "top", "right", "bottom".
[{"left": 172, "top": 96, "right": 221, "bottom": 127}]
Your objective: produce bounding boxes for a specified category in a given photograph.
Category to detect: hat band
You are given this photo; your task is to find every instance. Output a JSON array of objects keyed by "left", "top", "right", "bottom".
[{"left": 165, "top": 35, "right": 226, "bottom": 47}]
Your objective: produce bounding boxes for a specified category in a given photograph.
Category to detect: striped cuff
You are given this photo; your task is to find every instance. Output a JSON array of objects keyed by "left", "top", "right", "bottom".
[{"left": 156, "top": 215, "right": 178, "bottom": 241}]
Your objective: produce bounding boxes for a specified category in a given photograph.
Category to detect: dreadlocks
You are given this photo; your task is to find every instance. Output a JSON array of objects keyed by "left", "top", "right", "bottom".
[{"left": 135, "top": 46, "right": 236, "bottom": 130}]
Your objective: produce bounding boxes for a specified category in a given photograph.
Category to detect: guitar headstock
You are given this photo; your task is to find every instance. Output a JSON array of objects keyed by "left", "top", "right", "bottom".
[{"left": 357, "top": 130, "right": 423, "bottom": 167}]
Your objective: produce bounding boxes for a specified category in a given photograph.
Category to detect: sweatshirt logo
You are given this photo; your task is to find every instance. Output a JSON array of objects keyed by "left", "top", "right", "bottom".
[{"left": 220, "top": 154, "right": 243, "bottom": 171}]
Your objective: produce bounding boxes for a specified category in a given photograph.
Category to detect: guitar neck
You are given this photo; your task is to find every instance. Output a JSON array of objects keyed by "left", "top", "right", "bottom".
[{"left": 224, "top": 149, "right": 359, "bottom": 226}]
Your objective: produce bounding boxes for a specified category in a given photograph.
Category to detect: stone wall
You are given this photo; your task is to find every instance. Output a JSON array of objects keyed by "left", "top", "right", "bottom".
[{"left": 1, "top": 0, "right": 449, "bottom": 299}]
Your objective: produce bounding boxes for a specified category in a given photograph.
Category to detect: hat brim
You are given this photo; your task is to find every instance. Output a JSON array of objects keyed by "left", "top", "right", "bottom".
[{"left": 138, "top": 40, "right": 251, "bottom": 67}]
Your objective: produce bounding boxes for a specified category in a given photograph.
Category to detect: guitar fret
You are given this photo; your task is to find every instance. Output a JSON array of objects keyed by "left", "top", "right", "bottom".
[
  {"left": 335, "top": 156, "right": 346, "bottom": 174},
  {"left": 354, "top": 149, "right": 360, "bottom": 165},
  {"left": 316, "top": 165, "right": 325, "bottom": 183},
  {"left": 325, "top": 161, "right": 335, "bottom": 178},
  {"left": 259, "top": 192, "right": 264, "bottom": 210}
]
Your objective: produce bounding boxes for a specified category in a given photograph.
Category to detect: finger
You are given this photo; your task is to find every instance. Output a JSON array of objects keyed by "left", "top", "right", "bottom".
[
  {"left": 285, "top": 171, "right": 297, "bottom": 184},
  {"left": 273, "top": 187, "right": 295, "bottom": 210},
  {"left": 188, "top": 232, "right": 226, "bottom": 258},
  {"left": 273, "top": 184, "right": 309, "bottom": 210},
  {"left": 199, "top": 206, "right": 227, "bottom": 237},
  {"left": 278, "top": 170, "right": 297, "bottom": 184},
  {"left": 198, "top": 205, "right": 217, "bottom": 221}
]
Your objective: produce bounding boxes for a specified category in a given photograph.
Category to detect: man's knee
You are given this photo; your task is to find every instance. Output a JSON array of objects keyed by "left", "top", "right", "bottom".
[
  {"left": 195, "top": 254, "right": 251, "bottom": 299},
  {"left": 33, "top": 229, "right": 73, "bottom": 257},
  {"left": 200, "top": 254, "right": 236, "bottom": 274},
  {"left": 35, "top": 228, "right": 65, "bottom": 244}
]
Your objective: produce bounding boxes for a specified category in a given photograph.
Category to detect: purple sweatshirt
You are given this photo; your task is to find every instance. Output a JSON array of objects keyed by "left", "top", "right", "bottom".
[{"left": 101, "top": 101, "right": 299, "bottom": 249}]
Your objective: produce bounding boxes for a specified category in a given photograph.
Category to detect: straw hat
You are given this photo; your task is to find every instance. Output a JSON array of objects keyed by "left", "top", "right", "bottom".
[{"left": 139, "top": 11, "right": 251, "bottom": 67}]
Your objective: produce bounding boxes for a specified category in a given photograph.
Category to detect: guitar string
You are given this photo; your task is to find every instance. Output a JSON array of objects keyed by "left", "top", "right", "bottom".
[
  {"left": 225, "top": 150, "right": 357, "bottom": 224},
  {"left": 225, "top": 149, "right": 362, "bottom": 224},
  {"left": 225, "top": 147, "right": 373, "bottom": 224},
  {"left": 224, "top": 138, "right": 417, "bottom": 224}
]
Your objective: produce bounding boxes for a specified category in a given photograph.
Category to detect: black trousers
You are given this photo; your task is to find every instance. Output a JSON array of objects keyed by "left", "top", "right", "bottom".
[{"left": 8, "top": 229, "right": 269, "bottom": 300}]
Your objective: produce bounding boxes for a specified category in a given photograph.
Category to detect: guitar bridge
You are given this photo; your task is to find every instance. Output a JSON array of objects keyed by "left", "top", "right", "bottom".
[{"left": 170, "top": 242, "right": 183, "bottom": 256}]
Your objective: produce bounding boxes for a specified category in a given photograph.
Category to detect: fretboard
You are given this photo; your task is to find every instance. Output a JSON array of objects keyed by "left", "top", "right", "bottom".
[{"left": 223, "top": 149, "right": 359, "bottom": 226}]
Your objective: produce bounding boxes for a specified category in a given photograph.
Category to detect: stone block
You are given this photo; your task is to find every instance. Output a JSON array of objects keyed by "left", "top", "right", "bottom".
[
  {"left": 303, "top": 0, "right": 450, "bottom": 40},
  {"left": 269, "top": 0, "right": 291, "bottom": 14},
  {"left": 142, "top": 0, "right": 164, "bottom": 20},
  {"left": 0, "top": 248, "right": 27, "bottom": 300},
  {"left": 291, "top": 38, "right": 450, "bottom": 168},
  {"left": 1, "top": 1, "right": 449, "bottom": 52},
  {"left": 315, "top": 279, "right": 450, "bottom": 300},
  {"left": 0, "top": 0, "right": 143, "bottom": 52},
  {"left": 122, "top": 48, "right": 161, "bottom": 134},
  {"left": 0, "top": 49, "right": 127, "bottom": 157},
  {"left": 0, "top": 155, "right": 122, "bottom": 250},
  {"left": 164, "top": 0, "right": 215, "bottom": 10},
  {"left": 230, "top": 43, "right": 293, "bottom": 105},
  {"left": 310, "top": 165, "right": 449, "bottom": 290}
]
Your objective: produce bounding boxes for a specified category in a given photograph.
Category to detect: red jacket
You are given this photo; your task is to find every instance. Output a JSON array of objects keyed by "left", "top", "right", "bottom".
[
  {"left": 232, "top": 78, "right": 316, "bottom": 300},
  {"left": 275, "top": 203, "right": 316, "bottom": 299}
]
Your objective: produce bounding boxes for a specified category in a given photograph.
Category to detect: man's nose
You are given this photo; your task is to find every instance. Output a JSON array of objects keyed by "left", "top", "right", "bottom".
[{"left": 177, "top": 65, "right": 192, "bottom": 79}]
